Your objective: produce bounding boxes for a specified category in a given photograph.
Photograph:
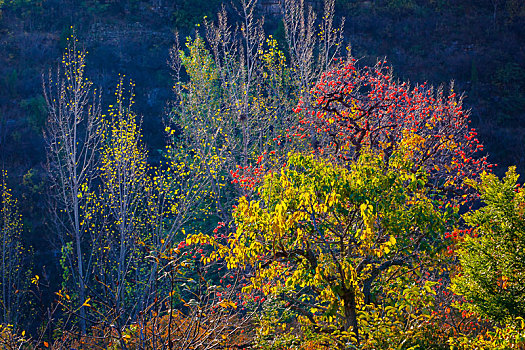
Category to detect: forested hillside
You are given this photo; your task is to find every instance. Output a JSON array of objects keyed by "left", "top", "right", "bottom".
[{"left": 0, "top": 0, "right": 525, "bottom": 348}]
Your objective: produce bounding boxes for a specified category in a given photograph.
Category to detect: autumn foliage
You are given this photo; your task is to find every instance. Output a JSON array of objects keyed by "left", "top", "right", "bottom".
[
  {"left": 3, "top": 1, "right": 525, "bottom": 349},
  {"left": 295, "top": 58, "right": 489, "bottom": 202}
]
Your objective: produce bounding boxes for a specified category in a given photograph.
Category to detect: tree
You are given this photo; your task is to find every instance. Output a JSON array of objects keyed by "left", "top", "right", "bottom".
[
  {"left": 0, "top": 171, "right": 29, "bottom": 328},
  {"left": 295, "top": 58, "right": 489, "bottom": 204},
  {"left": 281, "top": 0, "right": 345, "bottom": 98},
  {"left": 168, "top": 0, "right": 346, "bottom": 229},
  {"left": 43, "top": 33, "right": 105, "bottom": 333},
  {"left": 189, "top": 147, "right": 456, "bottom": 347},
  {"left": 95, "top": 78, "right": 154, "bottom": 330},
  {"left": 452, "top": 167, "right": 525, "bottom": 322}
]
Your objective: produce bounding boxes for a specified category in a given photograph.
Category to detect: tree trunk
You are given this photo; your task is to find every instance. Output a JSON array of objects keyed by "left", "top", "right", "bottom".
[
  {"left": 74, "top": 194, "right": 87, "bottom": 334},
  {"left": 342, "top": 290, "right": 360, "bottom": 346}
]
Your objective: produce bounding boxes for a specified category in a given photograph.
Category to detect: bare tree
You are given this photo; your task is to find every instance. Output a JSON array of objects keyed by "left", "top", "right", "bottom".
[
  {"left": 169, "top": 0, "right": 345, "bottom": 224},
  {"left": 43, "top": 33, "right": 105, "bottom": 334},
  {"left": 170, "top": 0, "right": 299, "bottom": 224},
  {"left": 281, "top": 0, "right": 345, "bottom": 99}
]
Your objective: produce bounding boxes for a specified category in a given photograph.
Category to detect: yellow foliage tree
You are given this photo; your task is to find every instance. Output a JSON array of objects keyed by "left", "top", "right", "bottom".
[
  {"left": 0, "top": 171, "right": 29, "bottom": 328},
  {"left": 189, "top": 147, "right": 456, "bottom": 348}
]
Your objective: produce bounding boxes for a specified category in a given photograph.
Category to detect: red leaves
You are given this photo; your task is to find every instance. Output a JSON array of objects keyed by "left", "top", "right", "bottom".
[
  {"left": 293, "top": 57, "right": 490, "bottom": 203},
  {"left": 444, "top": 228, "right": 476, "bottom": 256},
  {"left": 231, "top": 163, "right": 265, "bottom": 189}
]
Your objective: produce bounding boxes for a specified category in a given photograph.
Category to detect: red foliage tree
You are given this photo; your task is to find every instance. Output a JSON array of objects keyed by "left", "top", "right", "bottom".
[{"left": 295, "top": 58, "right": 490, "bottom": 201}]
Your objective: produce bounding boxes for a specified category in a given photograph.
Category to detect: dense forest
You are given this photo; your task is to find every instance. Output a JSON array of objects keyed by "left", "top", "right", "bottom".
[{"left": 0, "top": 0, "right": 525, "bottom": 348}]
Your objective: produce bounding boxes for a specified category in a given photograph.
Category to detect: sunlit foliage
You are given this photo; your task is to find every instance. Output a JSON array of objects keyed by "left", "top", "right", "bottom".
[
  {"left": 23, "top": 2, "right": 524, "bottom": 349},
  {"left": 453, "top": 167, "right": 525, "bottom": 322},
  {"left": 296, "top": 58, "right": 489, "bottom": 204},
  {"left": 189, "top": 146, "right": 456, "bottom": 348}
]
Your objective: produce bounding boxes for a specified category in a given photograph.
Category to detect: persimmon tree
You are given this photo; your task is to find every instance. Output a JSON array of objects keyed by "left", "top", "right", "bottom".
[
  {"left": 295, "top": 58, "right": 489, "bottom": 202},
  {"left": 285, "top": 56, "right": 494, "bottom": 348},
  {"left": 189, "top": 147, "right": 456, "bottom": 347}
]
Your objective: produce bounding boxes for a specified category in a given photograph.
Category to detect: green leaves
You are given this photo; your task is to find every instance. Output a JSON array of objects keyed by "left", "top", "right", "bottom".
[{"left": 453, "top": 167, "right": 525, "bottom": 322}]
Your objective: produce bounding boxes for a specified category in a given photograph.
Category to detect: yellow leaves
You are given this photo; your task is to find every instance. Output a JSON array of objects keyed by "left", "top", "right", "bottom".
[
  {"left": 377, "top": 235, "right": 398, "bottom": 256},
  {"left": 501, "top": 275, "right": 509, "bottom": 290},
  {"left": 340, "top": 261, "right": 359, "bottom": 291},
  {"left": 31, "top": 275, "right": 39, "bottom": 285},
  {"left": 164, "top": 126, "right": 176, "bottom": 135},
  {"left": 218, "top": 299, "right": 237, "bottom": 309},
  {"left": 82, "top": 298, "right": 92, "bottom": 307},
  {"left": 438, "top": 138, "right": 458, "bottom": 152},
  {"left": 360, "top": 202, "right": 372, "bottom": 217},
  {"left": 275, "top": 202, "right": 287, "bottom": 216},
  {"left": 56, "top": 290, "right": 71, "bottom": 301},
  {"left": 298, "top": 190, "right": 313, "bottom": 206},
  {"left": 423, "top": 281, "right": 436, "bottom": 295},
  {"left": 400, "top": 129, "right": 426, "bottom": 160},
  {"left": 388, "top": 235, "right": 397, "bottom": 246},
  {"left": 175, "top": 147, "right": 447, "bottom": 347},
  {"left": 359, "top": 202, "right": 375, "bottom": 242},
  {"left": 325, "top": 190, "right": 339, "bottom": 208}
]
